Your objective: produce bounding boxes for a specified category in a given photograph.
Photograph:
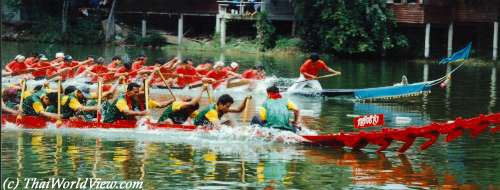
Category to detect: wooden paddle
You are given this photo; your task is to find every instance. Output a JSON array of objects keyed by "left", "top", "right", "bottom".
[
  {"left": 144, "top": 78, "right": 150, "bottom": 120},
  {"left": 294, "top": 73, "right": 340, "bottom": 84},
  {"left": 206, "top": 84, "right": 213, "bottom": 104},
  {"left": 97, "top": 78, "right": 103, "bottom": 127},
  {"left": 16, "top": 79, "right": 26, "bottom": 121},
  {"left": 156, "top": 70, "right": 176, "bottom": 101},
  {"left": 55, "top": 79, "right": 62, "bottom": 126}
]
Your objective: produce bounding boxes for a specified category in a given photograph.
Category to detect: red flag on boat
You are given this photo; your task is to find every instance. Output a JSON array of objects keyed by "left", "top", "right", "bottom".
[{"left": 354, "top": 114, "right": 384, "bottom": 129}]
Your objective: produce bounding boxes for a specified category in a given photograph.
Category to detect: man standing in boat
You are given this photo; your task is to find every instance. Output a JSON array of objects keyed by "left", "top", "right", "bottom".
[
  {"left": 251, "top": 85, "right": 301, "bottom": 133},
  {"left": 290, "top": 53, "right": 341, "bottom": 91}
]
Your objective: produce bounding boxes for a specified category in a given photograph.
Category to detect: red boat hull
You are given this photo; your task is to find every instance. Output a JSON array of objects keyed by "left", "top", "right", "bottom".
[{"left": 2, "top": 113, "right": 499, "bottom": 153}]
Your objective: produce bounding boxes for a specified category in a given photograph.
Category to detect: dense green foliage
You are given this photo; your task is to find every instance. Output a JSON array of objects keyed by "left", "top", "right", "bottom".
[
  {"left": 293, "top": 0, "right": 408, "bottom": 56},
  {"left": 32, "top": 16, "right": 104, "bottom": 44},
  {"left": 126, "top": 31, "right": 167, "bottom": 48},
  {"left": 255, "top": 12, "right": 276, "bottom": 51}
]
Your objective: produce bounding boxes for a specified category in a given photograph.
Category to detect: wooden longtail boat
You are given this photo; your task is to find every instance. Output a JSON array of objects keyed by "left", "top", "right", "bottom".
[{"left": 2, "top": 113, "right": 499, "bottom": 153}]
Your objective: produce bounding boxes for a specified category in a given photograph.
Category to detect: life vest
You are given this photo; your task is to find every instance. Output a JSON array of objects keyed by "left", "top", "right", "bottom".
[
  {"left": 158, "top": 101, "right": 192, "bottom": 124},
  {"left": 194, "top": 104, "right": 222, "bottom": 126},
  {"left": 262, "top": 98, "right": 293, "bottom": 131}
]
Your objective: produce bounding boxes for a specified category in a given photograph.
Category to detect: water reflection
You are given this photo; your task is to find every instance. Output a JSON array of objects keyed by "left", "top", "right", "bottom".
[{"left": 490, "top": 66, "right": 497, "bottom": 113}]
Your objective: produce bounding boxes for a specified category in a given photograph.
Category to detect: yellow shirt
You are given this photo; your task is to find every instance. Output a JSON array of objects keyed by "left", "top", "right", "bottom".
[
  {"left": 33, "top": 101, "right": 44, "bottom": 113},
  {"left": 205, "top": 109, "right": 219, "bottom": 122},
  {"left": 258, "top": 100, "right": 297, "bottom": 121},
  {"left": 61, "top": 96, "right": 82, "bottom": 111},
  {"left": 115, "top": 98, "right": 159, "bottom": 112}
]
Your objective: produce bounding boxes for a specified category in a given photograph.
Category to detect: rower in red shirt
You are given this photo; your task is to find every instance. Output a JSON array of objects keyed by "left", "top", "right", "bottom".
[
  {"left": 131, "top": 55, "right": 147, "bottom": 71},
  {"left": 204, "top": 61, "right": 241, "bottom": 89},
  {"left": 4, "top": 55, "right": 28, "bottom": 75},
  {"left": 225, "top": 62, "right": 240, "bottom": 73},
  {"left": 242, "top": 65, "right": 265, "bottom": 80},
  {"left": 290, "top": 52, "right": 341, "bottom": 91},
  {"left": 175, "top": 58, "right": 200, "bottom": 87},
  {"left": 107, "top": 56, "right": 122, "bottom": 71},
  {"left": 24, "top": 53, "right": 40, "bottom": 67},
  {"left": 31, "top": 55, "right": 51, "bottom": 80},
  {"left": 196, "top": 60, "right": 213, "bottom": 76}
]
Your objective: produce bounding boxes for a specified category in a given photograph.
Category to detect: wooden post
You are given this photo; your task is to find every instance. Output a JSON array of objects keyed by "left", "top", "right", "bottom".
[
  {"left": 178, "top": 14, "right": 184, "bottom": 45},
  {"left": 215, "top": 15, "right": 221, "bottom": 33},
  {"left": 447, "top": 22, "right": 453, "bottom": 57},
  {"left": 424, "top": 23, "right": 431, "bottom": 58},
  {"left": 493, "top": 21, "right": 498, "bottom": 61},
  {"left": 141, "top": 18, "right": 147, "bottom": 38},
  {"left": 423, "top": 64, "right": 429, "bottom": 82},
  {"left": 221, "top": 18, "right": 226, "bottom": 48},
  {"left": 489, "top": 66, "right": 496, "bottom": 113}
]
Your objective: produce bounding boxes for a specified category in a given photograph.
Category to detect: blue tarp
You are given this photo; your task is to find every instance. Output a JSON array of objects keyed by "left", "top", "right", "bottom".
[{"left": 354, "top": 82, "right": 432, "bottom": 100}]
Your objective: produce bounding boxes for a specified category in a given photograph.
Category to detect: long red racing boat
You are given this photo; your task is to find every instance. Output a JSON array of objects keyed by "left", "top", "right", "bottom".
[{"left": 2, "top": 113, "right": 499, "bottom": 153}]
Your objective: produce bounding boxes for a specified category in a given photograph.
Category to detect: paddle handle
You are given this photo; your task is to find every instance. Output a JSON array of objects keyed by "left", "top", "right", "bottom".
[
  {"left": 144, "top": 78, "right": 150, "bottom": 119},
  {"left": 295, "top": 73, "right": 339, "bottom": 84},
  {"left": 56, "top": 79, "right": 62, "bottom": 125},
  {"left": 16, "top": 80, "right": 26, "bottom": 120},
  {"left": 156, "top": 70, "right": 176, "bottom": 100},
  {"left": 97, "top": 79, "right": 103, "bottom": 126}
]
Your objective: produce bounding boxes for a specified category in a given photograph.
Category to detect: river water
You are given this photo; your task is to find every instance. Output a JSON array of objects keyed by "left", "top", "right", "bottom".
[{"left": 1, "top": 42, "right": 499, "bottom": 189}]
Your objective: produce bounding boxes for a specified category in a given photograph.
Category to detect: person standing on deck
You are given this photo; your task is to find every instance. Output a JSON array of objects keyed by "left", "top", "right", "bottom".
[
  {"left": 289, "top": 53, "right": 341, "bottom": 91},
  {"left": 251, "top": 85, "right": 301, "bottom": 133},
  {"left": 193, "top": 94, "right": 251, "bottom": 128}
]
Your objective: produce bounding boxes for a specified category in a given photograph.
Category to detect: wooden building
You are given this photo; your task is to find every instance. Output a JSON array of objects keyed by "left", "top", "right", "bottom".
[{"left": 112, "top": 0, "right": 499, "bottom": 59}]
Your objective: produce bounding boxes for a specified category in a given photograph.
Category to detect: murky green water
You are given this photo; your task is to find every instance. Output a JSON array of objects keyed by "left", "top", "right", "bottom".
[{"left": 2, "top": 42, "right": 499, "bottom": 189}]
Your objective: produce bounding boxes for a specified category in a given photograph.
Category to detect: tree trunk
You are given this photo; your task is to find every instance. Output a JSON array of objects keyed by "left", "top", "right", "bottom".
[
  {"left": 105, "top": 0, "right": 117, "bottom": 42},
  {"left": 62, "top": 0, "right": 69, "bottom": 33}
]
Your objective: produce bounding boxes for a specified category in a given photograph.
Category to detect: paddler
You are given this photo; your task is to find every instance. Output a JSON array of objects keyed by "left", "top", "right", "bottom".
[
  {"left": 193, "top": 94, "right": 251, "bottom": 128},
  {"left": 204, "top": 61, "right": 242, "bottom": 89},
  {"left": 226, "top": 62, "right": 240, "bottom": 73},
  {"left": 131, "top": 54, "right": 147, "bottom": 71},
  {"left": 290, "top": 52, "right": 341, "bottom": 91},
  {"left": 196, "top": 60, "right": 213, "bottom": 76},
  {"left": 22, "top": 89, "right": 61, "bottom": 120},
  {"left": 24, "top": 53, "right": 40, "bottom": 67},
  {"left": 60, "top": 86, "right": 99, "bottom": 119},
  {"left": 251, "top": 85, "right": 301, "bottom": 133},
  {"left": 241, "top": 65, "right": 265, "bottom": 80},
  {"left": 1, "top": 87, "right": 22, "bottom": 115},
  {"left": 157, "top": 85, "right": 207, "bottom": 124},
  {"left": 107, "top": 56, "right": 122, "bottom": 71},
  {"left": 175, "top": 58, "right": 200, "bottom": 87},
  {"left": 31, "top": 55, "right": 51, "bottom": 80},
  {"left": 102, "top": 83, "right": 149, "bottom": 123},
  {"left": 4, "top": 55, "right": 29, "bottom": 75}
]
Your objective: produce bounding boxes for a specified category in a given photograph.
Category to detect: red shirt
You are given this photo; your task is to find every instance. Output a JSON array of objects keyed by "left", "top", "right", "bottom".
[
  {"left": 206, "top": 69, "right": 228, "bottom": 88},
  {"left": 196, "top": 64, "right": 212, "bottom": 75},
  {"left": 225, "top": 66, "right": 239, "bottom": 73},
  {"left": 242, "top": 69, "right": 264, "bottom": 80},
  {"left": 24, "top": 57, "right": 37, "bottom": 67},
  {"left": 5, "top": 61, "right": 28, "bottom": 74},
  {"left": 108, "top": 62, "right": 120, "bottom": 70},
  {"left": 90, "top": 65, "right": 109, "bottom": 74},
  {"left": 300, "top": 59, "right": 329, "bottom": 79},
  {"left": 31, "top": 61, "right": 51, "bottom": 78},
  {"left": 175, "top": 65, "right": 199, "bottom": 87},
  {"left": 76, "top": 64, "right": 89, "bottom": 75},
  {"left": 131, "top": 60, "right": 145, "bottom": 71}
]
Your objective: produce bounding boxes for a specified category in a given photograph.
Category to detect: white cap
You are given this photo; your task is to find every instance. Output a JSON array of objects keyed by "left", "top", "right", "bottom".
[
  {"left": 230, "top": 62, "right": 239, "bottom": 68},
  {"left": 55, "top": 52, "right": 65, "bottom": 58},
  {"left": 214, "top": 61, "right": 225, "bottom": 68},
  {"left": 40, "top": 56, "right": 48, "bottom": 61},
  {"left": 14, "top": 55, "right": 25, "bottom": 61}
]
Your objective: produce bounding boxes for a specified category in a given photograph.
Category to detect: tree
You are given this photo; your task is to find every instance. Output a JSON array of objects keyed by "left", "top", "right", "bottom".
[
  {"left": 293, "top": 0, "right": 408, "bottom": 56},
  {"left": 105, "top": 0, "right": 117, "bottom": 42},
  {"left": 61, "top": 0, "right": 69, "bottom": 33}
]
